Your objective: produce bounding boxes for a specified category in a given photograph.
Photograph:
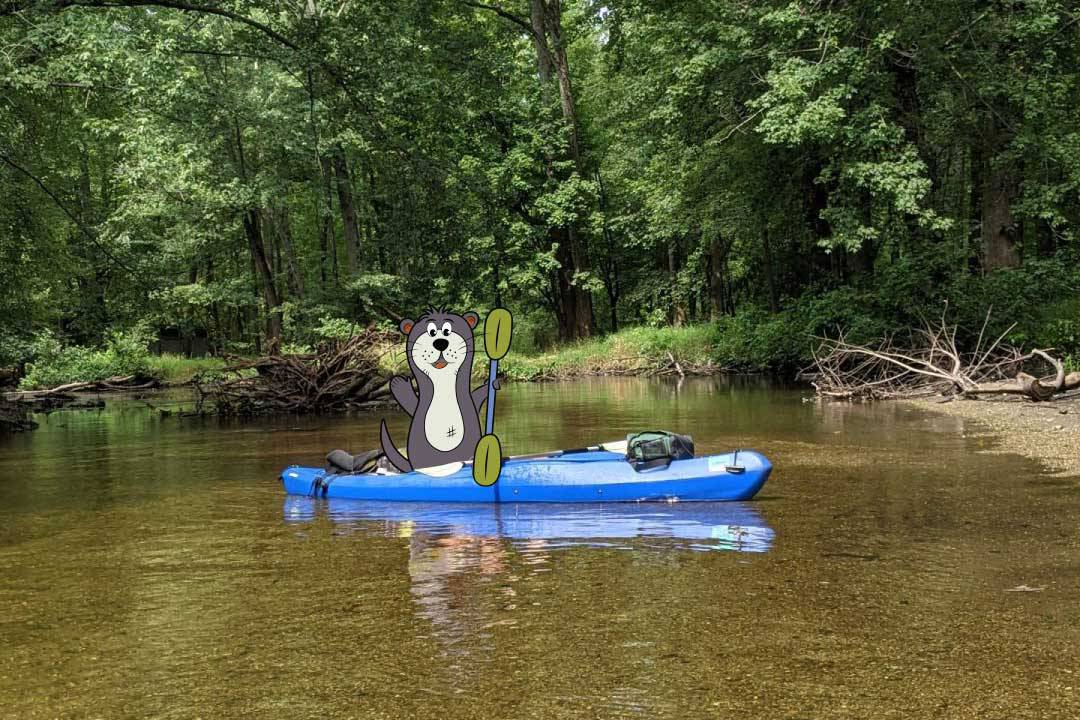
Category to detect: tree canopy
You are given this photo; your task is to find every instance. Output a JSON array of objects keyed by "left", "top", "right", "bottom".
[{"left": 2, "top": 0, "right": 1079, "bottom": 366}]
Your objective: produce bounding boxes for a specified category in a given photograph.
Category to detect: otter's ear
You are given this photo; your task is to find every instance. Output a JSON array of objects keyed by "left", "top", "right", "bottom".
[
  {"left": 463, "top": 312, "right": 479, "bottom": 328},
  {"left": 399, "top": 318, "right": 414, "bottom": 335}
]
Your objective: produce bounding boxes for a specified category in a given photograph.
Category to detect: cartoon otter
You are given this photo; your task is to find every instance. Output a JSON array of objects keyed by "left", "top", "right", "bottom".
[{"left": 379, "top": 309, "right": 496, "bottom": 472}]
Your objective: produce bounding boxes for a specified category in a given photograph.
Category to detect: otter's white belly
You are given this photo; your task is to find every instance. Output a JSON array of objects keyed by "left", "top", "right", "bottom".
[{"left": 424, "top": 384, "right": 465, "bottom": 452}]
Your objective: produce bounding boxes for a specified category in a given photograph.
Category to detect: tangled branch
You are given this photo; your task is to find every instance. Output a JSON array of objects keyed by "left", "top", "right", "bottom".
[
  {"left": 804, "top": 311, "right": 1079, "bottom": 402},
  {"left": 193, "top": 330, "right": 391, "bottom": 415}
]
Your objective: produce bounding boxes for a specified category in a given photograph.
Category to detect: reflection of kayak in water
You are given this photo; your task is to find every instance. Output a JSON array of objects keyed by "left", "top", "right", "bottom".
[
  {"left": 282, "top": 497, "right": 775, "bottom": 553},
  {"left": 280, "top": 449, "right": 771, "bottom": 503}
]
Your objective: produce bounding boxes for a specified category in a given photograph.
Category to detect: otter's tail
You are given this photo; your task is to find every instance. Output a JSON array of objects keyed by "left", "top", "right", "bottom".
[{"left": 379, "top": 420, "right": 412, "bottom": 473}]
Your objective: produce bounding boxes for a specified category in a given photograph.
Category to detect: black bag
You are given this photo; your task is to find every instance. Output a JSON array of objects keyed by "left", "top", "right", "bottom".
[{"left": 625, "top": 431, "right": 694, "bottom": 472}]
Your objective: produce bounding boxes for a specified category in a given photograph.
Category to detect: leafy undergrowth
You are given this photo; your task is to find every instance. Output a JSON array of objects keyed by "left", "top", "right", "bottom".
[
  {"left": 20, "top": 329, "right": 158, "bottom": 389},
  {"left": 501, "top": 325, "right": 728, "bottom": 380},
  {"left": 147, "top": 355, "right": 227, "bottom": 385},
  {"left": 18, "top": 328, "right": 226, "bottom": 390}
]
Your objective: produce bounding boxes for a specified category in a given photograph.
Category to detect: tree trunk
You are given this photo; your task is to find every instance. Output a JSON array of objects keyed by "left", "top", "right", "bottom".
[
  {"left": 544, "top": 0, "right": 582, "bottom": 168},
  {"left": 332, "top": 145, "right": 360, "bottom": 274},
  {"left": 668, "top": 239, "right": 686, "bottom": 326},
  {"left": 269, "top": 209, "right": 283, "bottom": 278},
  {"left": 709, "top": 233, "right": 729, "bottom": 319},
  {"left": 979, "top": 116, "right": 1020, "bottom": 270},
  {"left": 275, "top": 203, "right": 305, "bottom": 299},
  {"left": 553, "top": 229, "right": 586, "bottom": 342},
  {"left": 318, "top": 153, "right": 335, "bottom": 289},
  {"left": 531, "top": 0, "right": 592, "bottom": 340},
  {"left": 243, "top": 210, "right": 282, "bottom": 348},
  {"left": 892, "top": 60, "right": 937, "bottom": 192},
  {"left": 761, "top": 214, "right": 779, "bottom": 313},
  {"left": 800, "top": 155, "right": 835, "bottom": 283},
  {"left": 360, "top": 165, "right": 382, "bottom": 270},
  {"left": 232, "top": 118, "right": 282, "bottom": 348},
  {"left": 596, "top": 169, "right": 619, "bottom": 331},
  {"left": 530, "top": 0, "right": 553, "bottom": 87}
]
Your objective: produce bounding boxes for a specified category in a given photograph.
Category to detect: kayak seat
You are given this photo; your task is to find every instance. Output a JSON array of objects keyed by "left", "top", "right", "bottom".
[{"left": 326, "top": 448, "right": 391, "bottom": 475}]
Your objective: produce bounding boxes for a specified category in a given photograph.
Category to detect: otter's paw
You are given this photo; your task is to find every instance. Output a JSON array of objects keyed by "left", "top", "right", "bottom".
[
  {"left": 491, "top": 377, "right": 501, "bottom": 391},
  {"left": 390, "top": 376, "right": 412, "bottom": 391}
]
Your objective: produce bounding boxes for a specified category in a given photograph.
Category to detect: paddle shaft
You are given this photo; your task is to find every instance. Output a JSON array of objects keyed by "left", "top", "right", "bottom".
[
  {"left": 485, "top": 358, "right": 498, "bottom": 434},
  {"left": 503, "top": 442, "right": 623, "bottom": 462},
  {"left": 473, "top": 308, "right": 511, "bottom": 488}
]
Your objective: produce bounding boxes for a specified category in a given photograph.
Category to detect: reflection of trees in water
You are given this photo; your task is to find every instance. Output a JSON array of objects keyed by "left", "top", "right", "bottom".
[
  {"left": 813, "top": 397, "right": 963, "bottom": 436},
  {"left": 408, "top": 533, "right": 552, "bottom": 675}
]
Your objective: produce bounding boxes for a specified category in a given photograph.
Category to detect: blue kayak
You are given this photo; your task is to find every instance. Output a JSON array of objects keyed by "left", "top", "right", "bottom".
[{"left": 280, "top": 449, "right": 771, "bottom": 503}]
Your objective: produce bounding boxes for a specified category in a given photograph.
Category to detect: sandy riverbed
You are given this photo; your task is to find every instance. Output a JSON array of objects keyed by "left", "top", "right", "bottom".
[{"left": 906, "top": 395, "right": 1080, "bottom": 475}]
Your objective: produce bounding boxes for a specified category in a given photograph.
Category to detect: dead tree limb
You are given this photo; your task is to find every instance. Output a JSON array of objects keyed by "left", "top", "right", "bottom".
[{"left": 805, "top": 313, "right": 1079, "bottom": 402}]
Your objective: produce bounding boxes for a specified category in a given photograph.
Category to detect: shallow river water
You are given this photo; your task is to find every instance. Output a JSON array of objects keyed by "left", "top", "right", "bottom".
[{"left": 1, "top": 377, "right": 1078, "bottom": 719}]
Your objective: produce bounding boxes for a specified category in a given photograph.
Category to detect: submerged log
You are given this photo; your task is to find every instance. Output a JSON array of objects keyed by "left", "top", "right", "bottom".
[{"left": 193, "top": 330, "right": 391, "bottom": 416}]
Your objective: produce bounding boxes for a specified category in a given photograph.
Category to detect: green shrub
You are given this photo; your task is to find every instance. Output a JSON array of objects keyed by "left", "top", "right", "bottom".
[
  {"left": 20, "top": 326, "right": 157, "bottom": 389},
  {"left": 0, "top": 329, "right": 34, "bottom": 368}
]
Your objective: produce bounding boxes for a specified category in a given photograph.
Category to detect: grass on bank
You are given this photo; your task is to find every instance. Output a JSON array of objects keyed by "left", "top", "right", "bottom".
[
  {"left": 499, "top": 325, "right": 727, "bottom": 380},
  {"left": 368, "top": 324, "right": 736, "bottom": 382},
  {"left": 19, "top": 351, "right": 226, "bottom": 390},
  {"left": 146, "top": 355, "right": 227, "bottom": 384}
]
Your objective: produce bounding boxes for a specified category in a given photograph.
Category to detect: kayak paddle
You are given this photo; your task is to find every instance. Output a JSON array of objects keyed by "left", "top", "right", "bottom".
[
  {"left": 420, "top": 439, "right": 624, "bottom": 479},
  {"left": 507, "top": 440, "right": 627, "bottom": 462},
  {"left": 473, "top": 308, "right": 512, "bottom": 487}
]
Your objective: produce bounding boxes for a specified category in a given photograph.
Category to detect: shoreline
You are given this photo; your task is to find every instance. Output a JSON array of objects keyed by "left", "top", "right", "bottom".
[
  {"left": 905, "top": 396, "right": 1080, "bottom": 476},
  {"left": 10, "top": 370, "right": 1080, "bottom": 478}
]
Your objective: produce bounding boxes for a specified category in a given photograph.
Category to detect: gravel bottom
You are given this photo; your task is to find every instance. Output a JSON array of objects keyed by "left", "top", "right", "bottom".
[{"left": 906, "top": 395, "right": 1080, "bottom": 475}]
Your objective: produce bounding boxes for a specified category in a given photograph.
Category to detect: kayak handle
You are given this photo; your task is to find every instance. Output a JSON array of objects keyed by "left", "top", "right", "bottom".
[{"left": 725, "top": 448, "right": 744, "bottom": 474}]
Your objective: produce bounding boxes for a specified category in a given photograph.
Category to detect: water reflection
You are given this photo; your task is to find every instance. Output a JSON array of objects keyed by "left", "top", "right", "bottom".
[
  {"left": 284, "top": 498, "right": 775, "bottom": 676},
  {"left": 283, "top": 497, "right": 775, "bottom": 553}
]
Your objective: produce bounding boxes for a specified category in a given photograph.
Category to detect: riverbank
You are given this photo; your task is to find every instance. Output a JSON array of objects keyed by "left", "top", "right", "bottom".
[
  {"left": 498, "top": 325, "right": 733, "bottom": 380},
  {"left": 906, "top": 395, "right": 1080, "bottom": 475},
  {"left": 12, "top": 352, "right": 225, "bottom": 391},
  {"left": 367, "top": 324, "right": 738, "bottom": 381}
]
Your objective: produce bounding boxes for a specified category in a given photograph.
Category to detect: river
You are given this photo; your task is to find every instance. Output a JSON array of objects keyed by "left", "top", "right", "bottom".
[{"left": 1, "top": 377, "right": 1077, "bottom": 718}]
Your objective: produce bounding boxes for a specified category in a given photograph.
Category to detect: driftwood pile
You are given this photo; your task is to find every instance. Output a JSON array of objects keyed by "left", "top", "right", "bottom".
[
  {"left": 807, "top": 314, "right": 1080, "bottom": 402},
  {"left": 193, "top": 331, "right": 390, "bottom": 415}
]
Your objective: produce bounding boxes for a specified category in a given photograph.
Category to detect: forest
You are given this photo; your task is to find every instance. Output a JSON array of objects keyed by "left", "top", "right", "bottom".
[{"left": 2, "top": 0, "right": 1079, "bottom": 380}]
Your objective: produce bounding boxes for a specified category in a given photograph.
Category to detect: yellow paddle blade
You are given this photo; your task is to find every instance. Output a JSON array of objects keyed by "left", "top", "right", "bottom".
[
  {"left": 484, "top": 308, "right": 513, "bottom": 360},
  {"left": 472, "top": 434, "right": 503, "bottom": 487}
]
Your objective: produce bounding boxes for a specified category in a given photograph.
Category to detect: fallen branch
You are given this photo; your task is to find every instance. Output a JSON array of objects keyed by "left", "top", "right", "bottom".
[
  {"left": 4, "top": 375, "right": 159, "bottom": 400},
  {"left": 805, "top": 311, "right": 1080, "bottom": 402}
]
